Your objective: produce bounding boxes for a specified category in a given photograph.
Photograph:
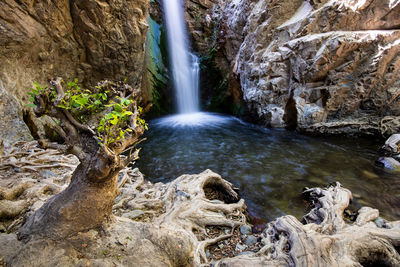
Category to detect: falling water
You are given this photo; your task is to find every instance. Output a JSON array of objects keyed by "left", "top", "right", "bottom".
[{"left": 163, "top": 0, "right": 199, "bottom": 114}]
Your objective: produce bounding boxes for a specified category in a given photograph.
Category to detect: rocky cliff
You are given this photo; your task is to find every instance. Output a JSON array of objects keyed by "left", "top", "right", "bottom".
[
  {"left": 0, "top": 0, "right": 149, "bottom": 147},
  {"left": 188, "top": 0, "right": 400, "bottom": 136}
]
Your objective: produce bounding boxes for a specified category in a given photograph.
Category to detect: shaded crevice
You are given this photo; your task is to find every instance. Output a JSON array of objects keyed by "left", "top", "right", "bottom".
[
  {"left": 283, "top": 91, "right": 298, "bottom": 130},
  {"left": 203, "top": 179, "right": 239, "bottom": 204}
]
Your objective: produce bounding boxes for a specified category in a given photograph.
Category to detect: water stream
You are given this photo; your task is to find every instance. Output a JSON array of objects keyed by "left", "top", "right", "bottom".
[
  {"left": 136, "top": 116, "right": 400, "bottom": 223},
  {"left": 163, "top": 0, "right": 199, "bottom": 113},
  {"left": 150, "top": 0, "right": 400, "bottom": 225}
]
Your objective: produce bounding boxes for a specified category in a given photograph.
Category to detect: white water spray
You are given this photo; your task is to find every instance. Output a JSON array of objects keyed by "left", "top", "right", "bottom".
[{"left": 163, "top": 0, "right": 200, "bottom": 114}]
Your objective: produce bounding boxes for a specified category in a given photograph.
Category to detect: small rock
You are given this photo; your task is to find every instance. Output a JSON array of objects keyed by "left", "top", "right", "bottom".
[
  {"left": 361, "top": 170, "right": 379, "bottom": 179},
  {"left": 218, "top": 243, "right": 224, "bottom": 249},
  {"left": 224, "top": 229, "right": 230, "bottom": 234},
  {"left": 375, "top": 157, "right": 400, "bottom": 171},
  {"left": 240, "top": 225, "right": 252, "bottom": 235},
  {"left": 374, "top": 217, "right": 386, "bottom": 228},
  {"left": 245, "top": 235, "right": 257, "bottom": 246},
  {"left": 206, "top": 250, "right": 210, "bottom": 258},
  {"left": 40, "top": 170, "right": 56, "bottom": 178},
  {"left": 238, "top": 251, "right": 255, "bottom": 256},
  {"left": 235, "top": 243, "right": 246, "bottom": 251},
  {"left": 121, "top": 210, "right": 145, "bottom": 220}
]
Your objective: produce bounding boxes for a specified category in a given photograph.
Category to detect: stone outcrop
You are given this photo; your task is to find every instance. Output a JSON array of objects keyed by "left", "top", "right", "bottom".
[
  {"left": 188, "top": 0, "right": 400, "bottom": 136},
  {"left": 0, "top": 0, "right": 150, "bottom": 147}
]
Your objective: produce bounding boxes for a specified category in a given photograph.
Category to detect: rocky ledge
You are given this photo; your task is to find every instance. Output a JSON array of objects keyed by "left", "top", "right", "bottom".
[
  {"left": 0, "top": 0, "right": 150, "bottom": 148},
  {"left": 1, "top": 142, "right": 400, "bottom": 266},
  {"left": 188, "top": 0, "right": 400, "bottom": 136}
]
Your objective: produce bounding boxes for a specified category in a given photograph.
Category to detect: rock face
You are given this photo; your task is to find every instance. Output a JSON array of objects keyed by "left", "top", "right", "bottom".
[
  {"left": 0, "top": 0, "right": 150, "bottom": 147},
  {"left": 189, "top": 0, "right": 400, "bottom": 136}
]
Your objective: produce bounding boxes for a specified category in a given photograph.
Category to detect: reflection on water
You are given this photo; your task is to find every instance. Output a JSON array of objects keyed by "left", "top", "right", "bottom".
[{"left": 136, "top": 113, "right": 400, "bottom": 222}]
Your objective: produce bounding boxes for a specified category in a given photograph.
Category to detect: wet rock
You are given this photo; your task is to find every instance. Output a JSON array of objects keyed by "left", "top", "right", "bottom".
[
  {"left": 379, "top": 134, "right": 400, "bottom": 156},
  {"left": 375, "top": 157, "right": 400, "bottom": 172},
  {"left": 240, "top": 225, "right": 252, "bottom": 235},
  {"left": 245, "top": 235, "right": 257, "bottom": 246},
  {"left": 361, "top": 170, "right": 379, "bottom": 179}
]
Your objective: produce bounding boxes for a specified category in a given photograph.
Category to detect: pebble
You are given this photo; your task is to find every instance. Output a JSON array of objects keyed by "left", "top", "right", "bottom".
[
  {"left": 361, "top": 170, "right": 379, "bottom": 179},
  {"left": 121, "top": 210, "right": 145, "bottom": 220},
  {"left": 245, "top": 235, "right": 257, "bottom": 246},
  {"left": 206, "top": 250, "right": 210, "bottom": 258},
  {"left": 240, "top": 225, "right": 252, "bottom": 235},
  {"left": 218, "top": 243, "right": 224, "bottom": 249},
  {"left": 235, "top": 243, "right": 246, "bottom": 251},
  {"left": 374, "top": 217, "right": 386, "bottom": 228}
]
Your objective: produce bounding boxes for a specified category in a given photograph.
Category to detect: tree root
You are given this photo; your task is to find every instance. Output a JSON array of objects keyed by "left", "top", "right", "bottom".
[
  {"left": 113, "top": 169, "right": 247, "bottom": 265},
  {"left": 214, "top": 183, "right": 400, "bottom": 266},
  {"left": 0, "top": 141, "right": 78, "bottom": 231},
  {"left": 2, "top": 142, "right": 400, "bottom": 266}
]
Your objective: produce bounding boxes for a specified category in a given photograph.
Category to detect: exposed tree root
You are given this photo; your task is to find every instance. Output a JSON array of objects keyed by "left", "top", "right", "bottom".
[
  {"left": 215, "top": 183, "right": 400, "bottom": 266},
  {"left": 1, "top": 142, "right": 400, "bottom": 266},
  {"left": 0, "top": 141, "right": 78, "bottom": 232}
]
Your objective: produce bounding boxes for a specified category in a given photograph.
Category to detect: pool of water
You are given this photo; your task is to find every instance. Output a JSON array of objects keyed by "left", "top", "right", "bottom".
[{"left": 136, "top": 112, "right": 400, "bottom": 222}]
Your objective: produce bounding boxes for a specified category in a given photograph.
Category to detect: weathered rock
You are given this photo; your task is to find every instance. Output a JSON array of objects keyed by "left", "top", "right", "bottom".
[
  {"left": 190, "top": 0, "right": 400, "bottom": 136},
  {"left": 239, "top": 224, "right": 252, "bottom": 235},
  {"left": 0, "top": 0, "right": 150, "bottom": 147},
  {"left": 244, "top": 235, "right": 257, "bottom": 246},
  {"left": 375, "top": 156, "right": 400, "bottom": 171}
]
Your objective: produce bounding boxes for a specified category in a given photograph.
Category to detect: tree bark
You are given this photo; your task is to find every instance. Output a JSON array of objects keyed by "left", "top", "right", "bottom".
[
  {"left": 18, "top": 154, "right": 119, "bottom": 240},
  {"left": 17, "top": 78, "right": 144, "bottom": 240}
]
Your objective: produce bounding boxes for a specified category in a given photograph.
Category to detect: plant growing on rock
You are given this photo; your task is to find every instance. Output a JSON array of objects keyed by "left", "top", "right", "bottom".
[{"left": 18, "top": 77, "right": 146, "bottom": 240}]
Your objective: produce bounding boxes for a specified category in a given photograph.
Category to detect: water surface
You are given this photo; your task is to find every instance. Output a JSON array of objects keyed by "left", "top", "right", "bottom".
[{"left": 136, "top": 113, "right": 400, "bottom": 222}]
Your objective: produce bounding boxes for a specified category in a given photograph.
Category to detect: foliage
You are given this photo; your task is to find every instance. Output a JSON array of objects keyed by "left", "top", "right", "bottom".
[
  {"left": 27, "top": 82, "right": 49, "bottom": 108},
  {"left": 56, "top": 79, "right": 109, "bottom": 122},
  {"left": 97, "top": 97, "right": 148, "bottom": 146},
  {"left": 28, "top": 79, "right": 147, "bottom": 147}
]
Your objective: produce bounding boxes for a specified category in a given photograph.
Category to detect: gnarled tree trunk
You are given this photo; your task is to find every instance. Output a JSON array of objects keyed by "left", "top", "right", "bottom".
[{"left": 17, "top": 78, "right": 144, "bottom": 240}]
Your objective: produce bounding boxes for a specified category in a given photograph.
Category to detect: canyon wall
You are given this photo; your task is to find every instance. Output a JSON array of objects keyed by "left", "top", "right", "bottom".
[
  {"left": 187, "top": 0, "right": 400, "bottom": 136},
  {"left": 0, "top": 0, "right": 149, "bottom": 147}
]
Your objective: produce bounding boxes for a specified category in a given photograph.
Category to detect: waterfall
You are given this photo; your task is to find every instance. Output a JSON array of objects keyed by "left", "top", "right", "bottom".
[{"left": 163, "top": 0, "right": 200, "bottom": 114}]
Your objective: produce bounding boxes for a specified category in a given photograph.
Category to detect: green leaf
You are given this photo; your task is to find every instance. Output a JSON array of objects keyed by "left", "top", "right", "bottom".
[
  {"left": 122, "top": 111, "right": 133, "bottom": 117},
  {"left": 26, "top": 103, "right": 37, "bottom": 108},
  {"left": 120, "top": 98, "right": 131, "bottom": 106},
  {"left": 114, "top": 104, "right": 123, "bottom": 113}
]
